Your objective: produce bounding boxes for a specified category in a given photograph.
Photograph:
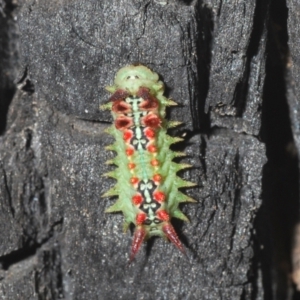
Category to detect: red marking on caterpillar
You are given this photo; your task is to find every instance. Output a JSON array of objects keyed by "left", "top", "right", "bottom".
[
  {"left": 150, "top": 159, "right": 159, "bottom": 167},
  {"left": 157, "top": 210, "right": 170, "bottom": 221},
  {"left": 162, "top": 223, "right": 185, "bottom": 254},
  {"left": 130, "top": 227, "right": 147, "bottom": 262},
  {"left": 123, "top": 130, "right": 133, "bottom": 141},
  {"left": 101, "top": 65, "right": 195, "bottom": 261},
  {"left": 132, "top": 194, "right": 143, "bottom": 206},
  {"left": 147, "top": 145, "right": 157, "bottom": 153},
  {"left": 109, "top": 89, "right": 129, "bottom": 102},
  {"left": 128, "top": 163, "right": 136, "bottom": 170},
  {"left": 115, "top": 116, "right": 133, "bottom": 130},
  {"left": 136, "top": 213, "right": 147, "bottom": 225},
  {"left": 130, "top": 177, "right": 139, "bottom": 185},
  {"left": 153, "top": 191, "right": 166, "bottom": 203},
  {"left": 126, "top": 148, "right": 134, "bottom": 156},
  {"left": 153, "top": 174, "right": 162, "bottom": 183},
  {"left": 142, "top": 114, "right": 161, "bottom": 128},
  {"left": 137, "top": 87, "right": 159, "bottom": 110},
  {"left": 144, "top": 127, "right": 155, "bottom": 139},
  {"left": 112, "top": 100, "right": 131, "bottom": 114}
]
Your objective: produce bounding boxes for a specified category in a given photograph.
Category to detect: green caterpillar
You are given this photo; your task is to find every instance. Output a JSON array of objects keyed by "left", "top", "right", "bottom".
[{"left": 101, "top": 65, "right": 195, "bottom": 260}]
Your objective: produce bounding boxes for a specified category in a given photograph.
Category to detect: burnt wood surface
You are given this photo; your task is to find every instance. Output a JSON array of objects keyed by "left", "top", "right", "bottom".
[{"left": 0, "top": 0, "right": 299, "bottom": 299}]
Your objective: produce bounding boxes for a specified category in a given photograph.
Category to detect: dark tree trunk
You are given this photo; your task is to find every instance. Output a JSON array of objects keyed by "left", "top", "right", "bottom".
[{"left": 0, "top": 0, "right": 298, "bottom": 299}]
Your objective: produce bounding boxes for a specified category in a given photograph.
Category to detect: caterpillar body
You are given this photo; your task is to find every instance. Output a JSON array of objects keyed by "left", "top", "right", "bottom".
[{"left": 101, "top": 65, "right": 195, "bottom": 261}]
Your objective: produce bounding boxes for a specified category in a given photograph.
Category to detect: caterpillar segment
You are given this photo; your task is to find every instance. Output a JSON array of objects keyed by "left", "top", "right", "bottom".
[{"left": 101, "top": 65, "right": 195, "bottom": 260}]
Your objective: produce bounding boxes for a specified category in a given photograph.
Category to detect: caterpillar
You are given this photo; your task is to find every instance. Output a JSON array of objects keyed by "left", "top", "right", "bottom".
[{"left": 101, "top": 65, "right": 195, "bottom": 261}]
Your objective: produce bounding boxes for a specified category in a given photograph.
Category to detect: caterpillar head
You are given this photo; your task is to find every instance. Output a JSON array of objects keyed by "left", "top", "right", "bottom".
[{"left": 107, "top": 65, "right": 164, "bottom": 95}]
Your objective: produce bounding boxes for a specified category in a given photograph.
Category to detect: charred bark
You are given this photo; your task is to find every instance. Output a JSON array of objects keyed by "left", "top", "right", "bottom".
[{"left": 0, "top": 0, "right": 298, "bottom": 299}]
